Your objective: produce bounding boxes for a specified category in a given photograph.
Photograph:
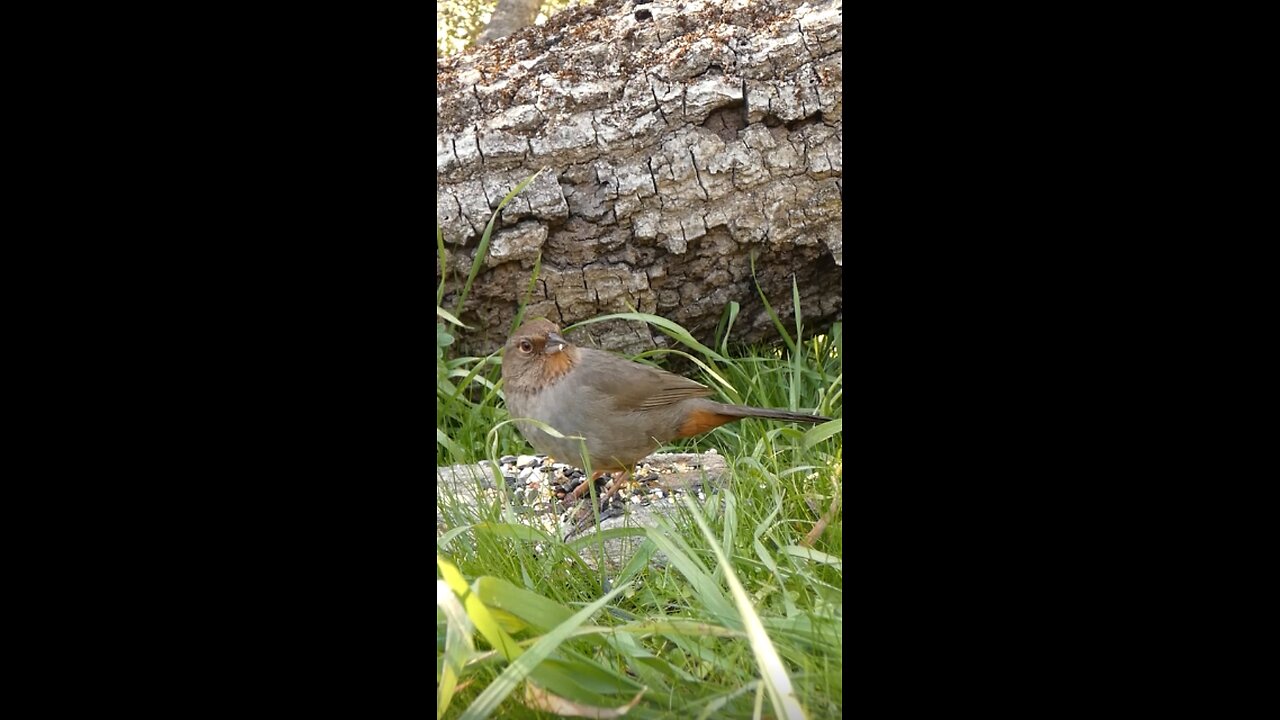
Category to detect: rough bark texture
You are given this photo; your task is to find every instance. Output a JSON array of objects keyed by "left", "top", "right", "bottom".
[
  {"left": 437, "top": 0, "right": 842, "bottom": 356},
  {"left": 475, "top": 0, "right": 543, "bottom": 46}
]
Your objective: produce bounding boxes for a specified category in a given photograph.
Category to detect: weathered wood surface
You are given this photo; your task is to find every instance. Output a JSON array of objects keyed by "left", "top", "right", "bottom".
[{"left": 437, "top": 0, "right": 842, "bottom": 357}]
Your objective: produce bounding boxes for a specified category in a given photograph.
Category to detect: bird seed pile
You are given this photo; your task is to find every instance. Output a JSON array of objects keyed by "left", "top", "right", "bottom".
[{"left": 497, "top": 452, "right": 716, "bottom": 538}]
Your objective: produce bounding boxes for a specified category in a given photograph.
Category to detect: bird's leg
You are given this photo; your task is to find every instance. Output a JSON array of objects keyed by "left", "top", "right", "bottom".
[
  {"left": 563, "top": 467, "right": 632, "bottom": 539},
  {"left": 564, "top": 467, "right": 632, "bottom": 507},
  {"left": 595, "top": 469, "right": 632, "bottom": 506},
  {"left": 565, "top": 469, "right": 609, "bottom": 505}
]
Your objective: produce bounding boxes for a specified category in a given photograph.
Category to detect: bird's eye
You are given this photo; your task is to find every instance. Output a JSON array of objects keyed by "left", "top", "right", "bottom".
[{"left": 519, "top": 339, "right": 533, "bottom": 353}]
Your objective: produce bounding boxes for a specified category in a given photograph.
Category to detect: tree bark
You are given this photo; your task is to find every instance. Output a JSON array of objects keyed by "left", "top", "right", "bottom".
[
  {"left": 437, "top": 0, "right": 842, "bottom": 357},
  {"left": 475, "top": 0, "right": 543, "bottom": 46}
]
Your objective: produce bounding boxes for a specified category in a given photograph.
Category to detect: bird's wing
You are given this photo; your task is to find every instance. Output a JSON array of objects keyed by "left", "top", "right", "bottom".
[
  {"left": 579, "top": 349, "right": 713, "bottom": 411},
  {"left": 635, "top": 378, "right": 714, "bottom": 410}
]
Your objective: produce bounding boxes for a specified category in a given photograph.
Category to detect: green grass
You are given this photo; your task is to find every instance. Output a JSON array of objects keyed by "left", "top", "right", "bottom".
[{"left": 437, "top": 185, "right": 842, "bottom": 719}]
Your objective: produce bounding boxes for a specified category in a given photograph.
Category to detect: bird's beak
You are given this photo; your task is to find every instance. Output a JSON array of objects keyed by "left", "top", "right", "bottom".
[{"left": 545, "top": 331, "right": 567, "bottom": 354}]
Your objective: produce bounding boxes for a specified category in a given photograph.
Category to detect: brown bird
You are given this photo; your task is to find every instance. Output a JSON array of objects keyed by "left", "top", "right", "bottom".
[{"left": 501, "top": 318, "right": 830, "bottom": 524}]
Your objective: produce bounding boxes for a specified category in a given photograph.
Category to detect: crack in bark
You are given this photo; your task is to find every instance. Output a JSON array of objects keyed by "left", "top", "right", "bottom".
[
  {"left": 649, "top": 84, "right": 667, "bottom": 124},
  {"left": 689, "top": 148, "right": 709, "bottom": 200},
  {"left": 797, "top": 20, "right": 814, "bottom": 59}
]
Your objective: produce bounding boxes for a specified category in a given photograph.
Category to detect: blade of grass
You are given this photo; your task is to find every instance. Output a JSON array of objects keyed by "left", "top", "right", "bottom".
[
  {"left": 696, "top": 681, "right": 762, "bottom": 720},
  {"left": 473, "top": 522, "right": 554, "bottom": 544},
  {"left": 437, "top": 428, "right": 466, "bottom": 458},
  {"left": 792, "top": 273, "right": 803, "bottom": 347},
  {"left": 643, "top": 525, "right": 736, "bottom": 622},
  {"left": 682, "top": 494, "right": 808, "bottom": 720},
  {"left": 614, "top": 537, "right": 659, "bottom": 586},
  {"left": 437, "top": 222, "right": 448, "bottom": 306},
  {"left": 437, "top": 306, "right": 469, "bottom": 328},
  {"left": 565, "top": 526, "right": 649, "bottom": 554},
  {"left": 568, "top": 311, "right": 728, "bottom": 364},
  {"left": 720, "top": 489, "right": 738, "bottom": 573},
  {"left": 631, "top": 347, "right": 737, "bottom": 396},
  {"left": 437, "top": 524, "right": 474, "bottom": 552},
  {"left": 778, "top": 546, "right": 842, "bottom": 570},
  {"left": 802, "top": 419, "right": 842, "bottom": 451},
  {"left": 438, "top": 555, "right": 523, "bottom": 662},
  {"left": 511, "top": 251, "right": 543, "bottom": 335},
  {"left": 459, "top": 580, "right": 632, "bottom": 720},
  {"left": 488, "top": 417, "right": 592, "bottom": 482},
  {"left": 474, "top": 575, "right": 573, "bottom": 632},
  {"left": 717, "top": 300, "right": 740, "bottom": 356},
  {"left": 751, "top": 488, "right": 799, "bottom": 617},
  {"left": 749, "top": 252, "right": 797, "bottom": 355},
  {"left": 791, "top": 274, "right": 803, "bottom": 410},
  {"left": 438, "top": 579, "right": 476, "bottom": 719}
]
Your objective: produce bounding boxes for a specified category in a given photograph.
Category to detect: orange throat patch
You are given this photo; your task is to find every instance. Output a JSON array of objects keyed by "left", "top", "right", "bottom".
[{"left": 539, "top": 346, "right": 577, "bottom": 385}]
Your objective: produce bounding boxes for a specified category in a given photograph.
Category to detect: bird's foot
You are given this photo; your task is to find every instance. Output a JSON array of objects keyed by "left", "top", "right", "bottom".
[{"left": 561, "top": 470, "right": 631, "bottom": 539}]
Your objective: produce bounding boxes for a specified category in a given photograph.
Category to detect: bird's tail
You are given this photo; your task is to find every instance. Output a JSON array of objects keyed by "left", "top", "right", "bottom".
[
  {"left": 711, "top": 402, "right": 830, "bottom": 424},
  {"left": 674, "top": 401, "right": 830, "bottom": 437}
]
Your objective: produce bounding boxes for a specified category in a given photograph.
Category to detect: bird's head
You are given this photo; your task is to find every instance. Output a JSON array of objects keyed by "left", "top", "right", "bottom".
[{"left": 501, "top": 318, "right": 577, "bottom": 389}]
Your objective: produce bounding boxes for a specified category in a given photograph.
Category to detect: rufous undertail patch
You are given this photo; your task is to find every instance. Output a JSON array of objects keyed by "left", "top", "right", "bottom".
[{"left": 676, "top": 407, "right": 736, "bottom": 438}]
